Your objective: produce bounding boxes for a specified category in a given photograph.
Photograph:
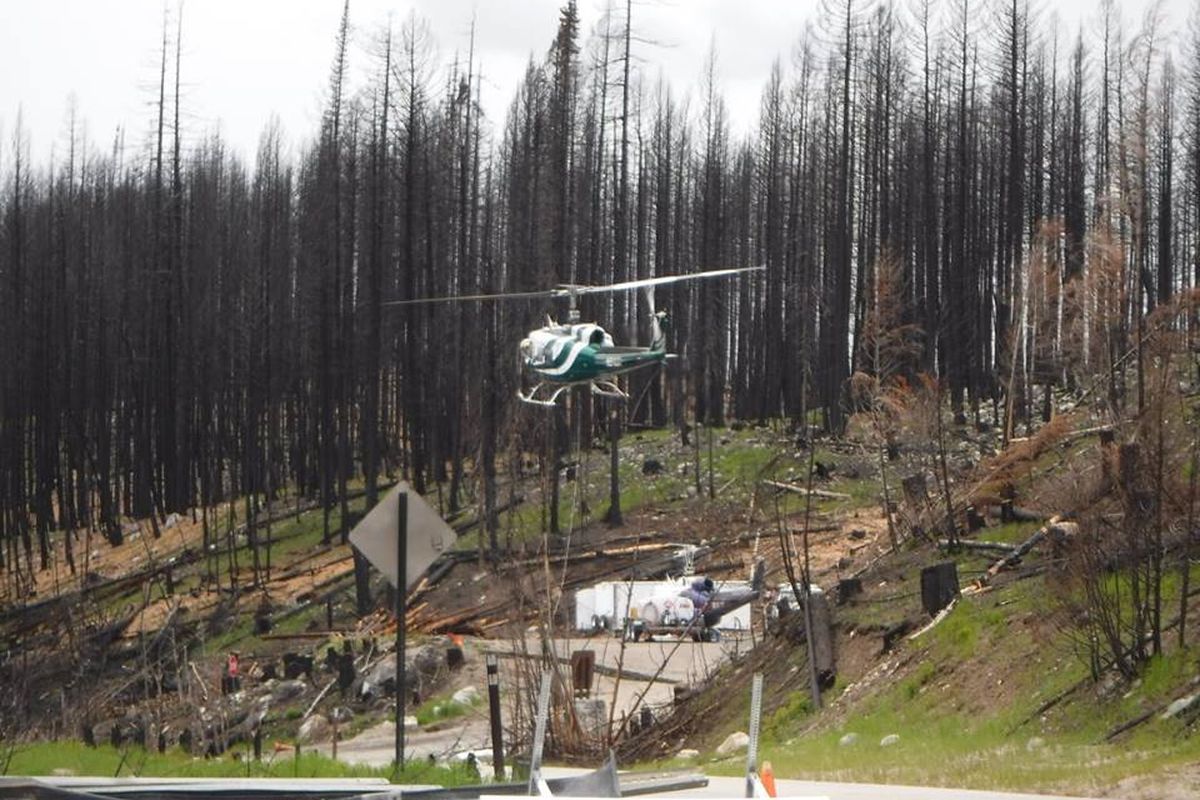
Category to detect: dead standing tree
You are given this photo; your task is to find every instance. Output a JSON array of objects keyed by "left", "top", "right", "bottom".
[
  {"left": 1051, "top": 294, "right": 1197, "bottom": 678},
  {"left": 850, "top": 250, "right": 923, "bottom": 550}
]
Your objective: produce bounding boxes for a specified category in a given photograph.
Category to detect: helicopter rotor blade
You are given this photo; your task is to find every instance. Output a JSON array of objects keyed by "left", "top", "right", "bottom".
[
  {"left": 382, "top": 266, "right": 763, "bottom": 307},
  {"left": 383, "top": 288, "right": 562, "bottom": 306},
  {"left": 572, "top": 265, "right": 764, "bottom": 296}
]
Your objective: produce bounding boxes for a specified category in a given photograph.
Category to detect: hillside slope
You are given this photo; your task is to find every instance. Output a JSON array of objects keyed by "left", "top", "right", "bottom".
[
  {"left": 620, "top": 416, "right": 1200, "bottom": 799},
  {"left": 4, "top": 414, "right": 1200, "bottom": 798}
]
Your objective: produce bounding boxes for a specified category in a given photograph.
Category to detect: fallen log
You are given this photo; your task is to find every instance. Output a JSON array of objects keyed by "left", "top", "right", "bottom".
[
  {"left": 937, "top": 539, "right": 1017, "bottom": 555},
  {"left": 303, "top": 678, "right": 338, "bottom": 720},
  {"left": 972, "top": 518, "right": 1077, "bottom": 588},
  {"left": 260, "top": 631, "right": 358, "bottom": 640},
  {"left": 763, "top": 480, "right": 852, "bottom": 501},
  {"left": 909, "top": 598, "right": 958, "bottom": 640},
  {"left": 988, "top": 503, "right": 1046, "bottom": 523},
  {"left": 450, "top": 494, "right": 526, "bottom": 536},
  {"left": 1061, "top": 425, "right": 1115, "bottom": 446}
]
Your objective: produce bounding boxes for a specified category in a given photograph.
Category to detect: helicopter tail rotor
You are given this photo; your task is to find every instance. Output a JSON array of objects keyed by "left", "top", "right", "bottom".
[{"left": 650, "top": 310, "right": 669, "bottom": 352}]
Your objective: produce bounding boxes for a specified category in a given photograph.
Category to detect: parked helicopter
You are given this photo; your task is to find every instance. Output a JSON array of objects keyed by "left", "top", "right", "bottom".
[{"left": 385, "top": 266, "right": 764, "bottom": 406}]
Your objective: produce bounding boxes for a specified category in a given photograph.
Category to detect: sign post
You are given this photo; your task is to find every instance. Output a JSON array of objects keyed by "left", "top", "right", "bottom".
[
  {"left": 395, "top": 490, "right": 407, "bottom": 772},
  {"left": 486, "top": 654, "right": 504, "bottom": 778},
  {"left": 348, "top": 483, "right": 453, "bottom": 775}
]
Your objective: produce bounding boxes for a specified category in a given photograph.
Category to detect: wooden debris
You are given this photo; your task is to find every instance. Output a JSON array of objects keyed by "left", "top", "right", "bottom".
[
  {"left": 909, "top": 598, "right": 958, "bottom": 640},
  {"left": 992, "top": 502, "right": 1045, "bottom": 523},
  {"left": 303, "top": 678, "right": 337, "bottom": 720},
  {"left": 972, "top": 517, "right": 1076, "bottom": 589}
]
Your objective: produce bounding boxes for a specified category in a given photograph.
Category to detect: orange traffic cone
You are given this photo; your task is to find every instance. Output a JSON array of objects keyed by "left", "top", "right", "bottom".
[{"left": 760, "top": 761, "right": 777, "bottom": 798}]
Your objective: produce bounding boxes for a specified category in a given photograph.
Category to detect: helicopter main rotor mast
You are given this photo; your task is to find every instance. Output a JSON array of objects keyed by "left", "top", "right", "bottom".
[{"left": 558, "top": 286, "right": 583, "bottom": 323}]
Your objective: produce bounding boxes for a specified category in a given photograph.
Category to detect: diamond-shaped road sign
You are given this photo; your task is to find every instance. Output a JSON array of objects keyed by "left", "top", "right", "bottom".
[{"left": 348, "top": 482, "right": 455, "bottom": 591}]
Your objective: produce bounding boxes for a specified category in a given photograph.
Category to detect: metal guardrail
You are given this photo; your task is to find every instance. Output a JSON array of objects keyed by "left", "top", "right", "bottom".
[{"left": 4, "top": 769, "right": 708, "bottom": 800}]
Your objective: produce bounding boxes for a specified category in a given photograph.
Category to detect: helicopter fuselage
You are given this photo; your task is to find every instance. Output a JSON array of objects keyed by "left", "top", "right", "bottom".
[{"left": 519, "top": 322, "right": 666, "bottom": 385}]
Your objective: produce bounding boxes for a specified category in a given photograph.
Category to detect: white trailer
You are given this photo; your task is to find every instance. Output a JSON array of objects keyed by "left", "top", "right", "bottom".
[{"left": 574, "top": 581, "right": 662, "bottom": 631}]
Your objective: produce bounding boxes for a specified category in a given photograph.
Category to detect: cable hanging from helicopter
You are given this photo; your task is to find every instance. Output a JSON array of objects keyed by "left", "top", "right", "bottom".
[{"left": 383, "top": 265, "right": 765, "bottom": 406}]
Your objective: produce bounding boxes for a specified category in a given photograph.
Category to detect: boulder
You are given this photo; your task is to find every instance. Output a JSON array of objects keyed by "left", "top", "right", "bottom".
[
  {"left": 838, "top": 733, "right": 859, "bottom": 747},
  {"left": 270, "top": 679, "right": 307, "bottom": 703},
  {"left": 282, "top": 653, "right": 314, "bottom": 681},
  {"left": 358, "top": 647, "right": 444, "bottom": 701},
  {"left": 452, "top": 748, "right": 493, "bottom": 764},
  {"left": 642, "top": 458, "right": 664, "bottom": 476},
  {"left": 1025, "top": 737, "right": 1045, "bottom": 752},
  {"left": 297, "top": 715, "right": 331, "bottom": 744},
  {"left": 676, "top": 748, "right": 700, "bottom": 760},
  {"left": 716, "top": 731, "right": 750, "bottom": 756},
  {"left": 879, "top": 733, "right": 900, "bottom": 747},
  {"left": 358, "top": 656, "right": 397, "bottom": 699},
  {"left": 412, "top": 643, "right": 446, "bottom": 684},
  {"left": 452, "top": 685, "right": 481, "bottom": 706},
  {"left": 574, "top": 698, "right": 607, "bottom": 735}
]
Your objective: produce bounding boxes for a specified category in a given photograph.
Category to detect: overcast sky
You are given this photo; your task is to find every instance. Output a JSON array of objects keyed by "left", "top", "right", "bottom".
[{"left": 0, "top": 0, "right": 1192, "bottom": 170}]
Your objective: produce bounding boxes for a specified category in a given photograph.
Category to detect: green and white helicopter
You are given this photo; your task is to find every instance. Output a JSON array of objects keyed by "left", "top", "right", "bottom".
[{"left": 386, "top": 266, "right": 763, "bottom": 406}]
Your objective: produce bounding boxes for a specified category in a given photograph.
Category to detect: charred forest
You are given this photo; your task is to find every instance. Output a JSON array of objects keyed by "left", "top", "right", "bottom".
[{"left": 1, "top": 0, "right": 1197, "bottom": 610}]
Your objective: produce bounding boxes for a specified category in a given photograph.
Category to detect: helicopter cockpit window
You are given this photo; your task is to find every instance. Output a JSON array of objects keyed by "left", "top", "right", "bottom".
[{"left": 575, "top": 324, "right": 613, "bottom": 348}]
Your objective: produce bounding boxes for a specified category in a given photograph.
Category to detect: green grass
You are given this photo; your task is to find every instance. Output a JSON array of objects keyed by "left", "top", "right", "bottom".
[
  {"left": 926, "top": 597, "right": 1007, "bottom": 660},
  {"left": 710, "top": 708, "right": 1200, "bottom": 793},
  {"left": 1138, "top": 650, "right": 1196, "bottom": 699},
  {"left": 1, "top": 741, "right": 478, "bottom": 785},
  {"left": 978, "top": 520, "right": 1042, "bottom": 545},
  {"left": 455, "top": 425, "right": 777, "bottom": 549},
  {"left": 697, "top": 573, "right": 1200, "bottom": 795},
  {"left": 706, "top": 641, "right": 1200, "bottom": 794}
]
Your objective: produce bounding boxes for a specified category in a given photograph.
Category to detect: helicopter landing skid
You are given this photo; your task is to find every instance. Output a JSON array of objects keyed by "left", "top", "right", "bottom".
[
  {"left": 590, "top": 380, "right": 627, "bottom": 399},
  {"left": 517, "top": 383, "right": 572, "bottom": 407},
  {"left": 517, "top": 379, "right": 629, "bottom": 406}
]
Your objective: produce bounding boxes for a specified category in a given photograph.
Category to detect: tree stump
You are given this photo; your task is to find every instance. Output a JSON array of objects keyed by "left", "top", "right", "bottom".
[
  {"left": 920, "top": 562, "right": 960, "bottom": 617},
  {"left": 966, "top": 505, "right": 986, "bottom": 531},
  {"left": 836, "top": 578, "right": 862, "bottom": 605},
  {"left": 807, "top": 590, "right": 836, "bottom": 684},
  {"left": 881, "top": 621, "right": 912, "bottom": 653}
]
